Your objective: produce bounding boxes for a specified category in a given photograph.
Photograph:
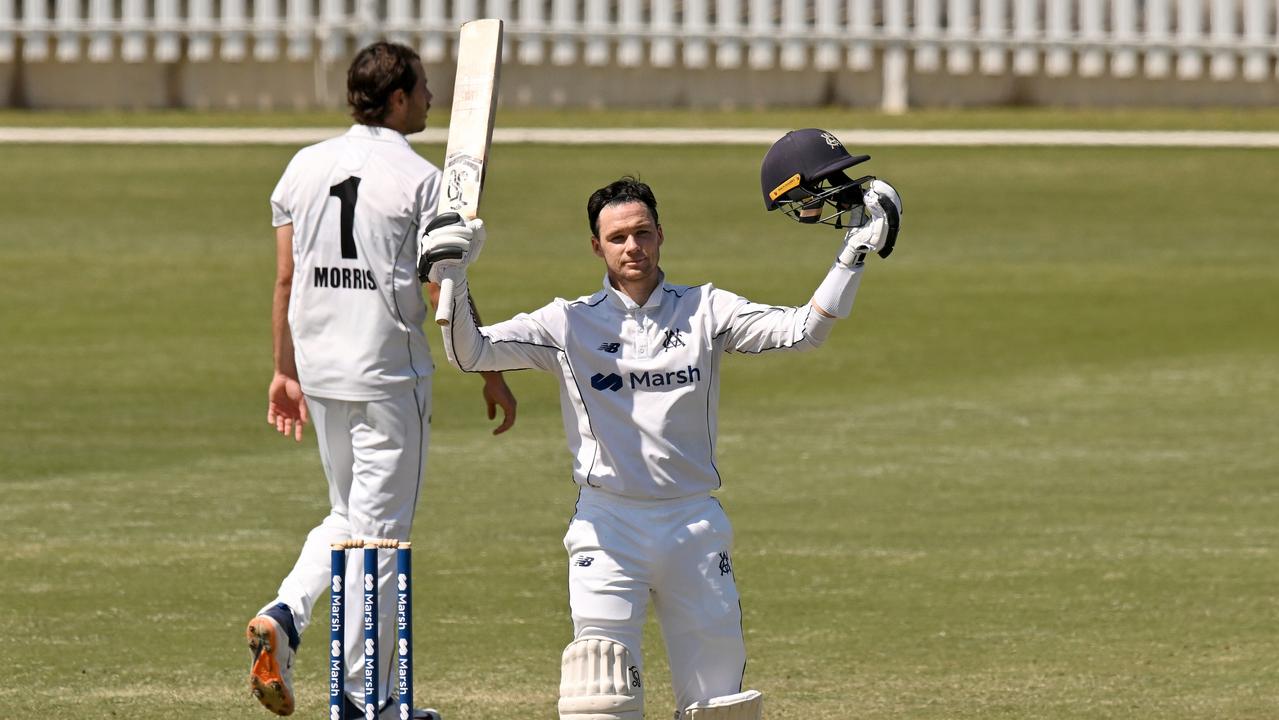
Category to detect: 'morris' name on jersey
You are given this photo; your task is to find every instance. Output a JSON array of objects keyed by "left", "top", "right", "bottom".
[
  {"left": 270, "top": 125, "right": 442, "bottom": 401},
  {"left": 314, "top": 266, "right": 378, "bottom": 290}
]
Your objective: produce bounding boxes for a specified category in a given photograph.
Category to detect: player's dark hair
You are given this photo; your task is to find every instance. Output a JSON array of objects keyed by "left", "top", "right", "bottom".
[
  {"left": 587, "top": 176, "right": 660, "bottom": 237},
  {"left": 347, "top": 42, "right": 421, "bottom": 125}
]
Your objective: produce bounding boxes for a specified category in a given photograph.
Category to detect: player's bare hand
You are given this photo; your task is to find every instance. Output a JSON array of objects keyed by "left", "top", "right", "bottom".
[
  {"left": 267, "top": 372, "right": 309, "bottom": 442},
  {"left": 481, "top": 371, "right": 517, "bottom": 435}
]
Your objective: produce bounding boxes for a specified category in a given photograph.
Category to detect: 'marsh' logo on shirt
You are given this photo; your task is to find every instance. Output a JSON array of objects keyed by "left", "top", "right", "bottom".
[
  {"left": 314, "top": 266, "right": 378, "bottom": 290},
  {"left": 590, "top": 366, "right": 702, "bottom": 392},
  {"left": 590, "top": 373, "right": 623, "bottom": 392},
  {"left": 630, "top": 365, "right": 701, "bottom": 389}
]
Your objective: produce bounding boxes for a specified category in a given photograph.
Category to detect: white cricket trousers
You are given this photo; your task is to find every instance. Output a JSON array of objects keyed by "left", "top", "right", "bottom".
[
  {"left": 262, "top": 378, "right": 430, "bottom": 708},
  {"left": 564, "top": 488, "right": 746, "bottom": 714}
]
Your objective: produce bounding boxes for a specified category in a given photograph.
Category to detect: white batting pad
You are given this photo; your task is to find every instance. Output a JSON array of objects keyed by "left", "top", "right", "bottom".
[
  {"left": 558, "top": 636, "right": 644, "bottom": 720},
  {"left": 683, "top": 689, "right": 763, "bottom": 720}
]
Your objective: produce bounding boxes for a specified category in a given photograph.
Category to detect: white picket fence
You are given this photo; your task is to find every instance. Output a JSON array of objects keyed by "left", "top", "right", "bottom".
[{"left": 2, "top": 0, "right": 1276, "bottom": 109}]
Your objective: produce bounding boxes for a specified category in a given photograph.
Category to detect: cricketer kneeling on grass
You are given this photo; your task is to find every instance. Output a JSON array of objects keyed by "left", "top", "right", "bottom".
[{"left": 421, "top": 129, "right": 902, "bottom": 719}]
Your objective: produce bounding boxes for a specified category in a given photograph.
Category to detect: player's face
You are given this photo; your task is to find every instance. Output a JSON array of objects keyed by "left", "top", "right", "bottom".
[
  {"left": 592, "top": 201, "right": 663, "bottom": 289},
  {"left": 404, "top": 59, "right": 431, "bottom": 134}
]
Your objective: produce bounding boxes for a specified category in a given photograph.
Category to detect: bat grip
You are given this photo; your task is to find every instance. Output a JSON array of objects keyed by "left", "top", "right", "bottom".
[
  {"left": 435, "top": 278, "right": 454, "bottom": 326},
  {"left": 424, "top": 216, "right": 465, "bottom": 327}
]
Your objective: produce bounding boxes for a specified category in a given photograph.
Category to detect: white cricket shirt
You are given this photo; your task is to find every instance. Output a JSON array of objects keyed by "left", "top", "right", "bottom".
[
  {"left": 271, "top": 125, "right": 441, "bottom": 400},
  {"left": 442, "top": 272, "right": 851, "bottom": 500}
]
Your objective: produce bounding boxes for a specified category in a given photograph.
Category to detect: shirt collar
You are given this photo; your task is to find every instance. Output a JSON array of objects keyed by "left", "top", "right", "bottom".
[
  {"left": 602, "top": 272, "right": 666, "bottom": 311},
  {"left": 345, "top": 124, "right": 411, "bottom": 148}
]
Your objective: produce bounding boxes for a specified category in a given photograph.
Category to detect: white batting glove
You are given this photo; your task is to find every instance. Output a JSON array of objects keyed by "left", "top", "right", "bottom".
[
  {"left": 418, "top": 214, "right": 486, "bottom": 285},
  {"left": 838, "top": 179, "right": 902, "bottom": 266},
  {"left": 870, "top": 179, "right": 903, "bottom": 218}
]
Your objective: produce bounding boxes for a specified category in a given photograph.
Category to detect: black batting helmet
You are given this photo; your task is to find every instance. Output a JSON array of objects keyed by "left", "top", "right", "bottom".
[{"left": 761, "top": 128, "right": 873, "bottom": 227}]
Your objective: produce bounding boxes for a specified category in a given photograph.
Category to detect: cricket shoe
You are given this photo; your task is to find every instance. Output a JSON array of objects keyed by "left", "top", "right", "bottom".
[{"left": 247, "top": 604, "right": 300, "bottom": 716}]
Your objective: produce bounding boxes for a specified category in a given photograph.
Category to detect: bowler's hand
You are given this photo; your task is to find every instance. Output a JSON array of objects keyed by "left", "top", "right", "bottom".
[
  {"left": 267, "top": 372, "right": 309, "bottom": 442},
  {"left": 481, "top": 371, "right": 517, "bottom": 435}
]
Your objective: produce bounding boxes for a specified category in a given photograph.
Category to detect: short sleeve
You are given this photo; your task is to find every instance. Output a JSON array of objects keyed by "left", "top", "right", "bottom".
[
  {"left": 417, "top": 170, "right": 441, "bottom": 231},
  {"left": 269, "top": 156, "right": 297, "bottom": 228}
]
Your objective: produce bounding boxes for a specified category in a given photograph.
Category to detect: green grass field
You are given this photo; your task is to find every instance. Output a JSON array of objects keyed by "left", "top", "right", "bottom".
[{"left": 1, "top": 137, "right": 1276, "bottom": 719}]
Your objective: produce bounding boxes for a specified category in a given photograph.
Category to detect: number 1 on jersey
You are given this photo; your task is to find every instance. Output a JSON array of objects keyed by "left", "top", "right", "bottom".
[{"left": 329, "top": 177, "right": 361, "bottom": 260}]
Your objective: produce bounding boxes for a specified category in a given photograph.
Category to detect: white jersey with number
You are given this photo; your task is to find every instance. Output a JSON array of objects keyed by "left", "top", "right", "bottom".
[
  {"left": 440, "top": 272, "right": 853, "bottom": 499},
  {"left": 270, "top": 124, "right": 440, "bottom": 400}
]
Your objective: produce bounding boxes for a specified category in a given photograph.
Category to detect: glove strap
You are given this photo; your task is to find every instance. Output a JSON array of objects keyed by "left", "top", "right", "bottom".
[
  {"left": 425, "top": 211, "right": 464, "bottom": 233},
  {"left": 837, "top": 224, "right": 870, "bottom": 268}
]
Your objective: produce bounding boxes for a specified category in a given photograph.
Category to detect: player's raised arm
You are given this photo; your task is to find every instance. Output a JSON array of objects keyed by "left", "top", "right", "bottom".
[
  {"left": 427, "top": 261, "right": 520, "bottom": 434},
  {"left": 718, "top": 128, "right": 904, "bottom": 352},
  {"left": 419, "top": 215, "right": 561, "bottom": 376}
]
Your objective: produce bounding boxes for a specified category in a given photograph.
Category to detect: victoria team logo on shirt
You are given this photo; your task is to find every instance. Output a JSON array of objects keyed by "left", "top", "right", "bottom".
[
  {"left": 718, "top": 552, "right": 733, "bottom": 576},
  {"left": 661, "top": 328, "right": 686, "bottom": 350}
]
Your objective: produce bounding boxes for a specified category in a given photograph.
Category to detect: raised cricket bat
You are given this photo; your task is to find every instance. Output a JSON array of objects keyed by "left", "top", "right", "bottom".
[{"left": 434, "top": 18, "right": 503, "bottom": 326}]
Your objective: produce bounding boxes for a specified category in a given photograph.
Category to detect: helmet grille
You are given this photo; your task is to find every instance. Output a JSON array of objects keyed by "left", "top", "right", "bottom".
[{"left": 776, "top": 174, "right": 875, "bottom": 228}]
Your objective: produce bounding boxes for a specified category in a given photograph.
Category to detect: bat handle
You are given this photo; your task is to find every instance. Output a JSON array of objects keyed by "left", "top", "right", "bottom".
[{"left": 435, "top": 278, "right": 454, "bottom": 326}]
